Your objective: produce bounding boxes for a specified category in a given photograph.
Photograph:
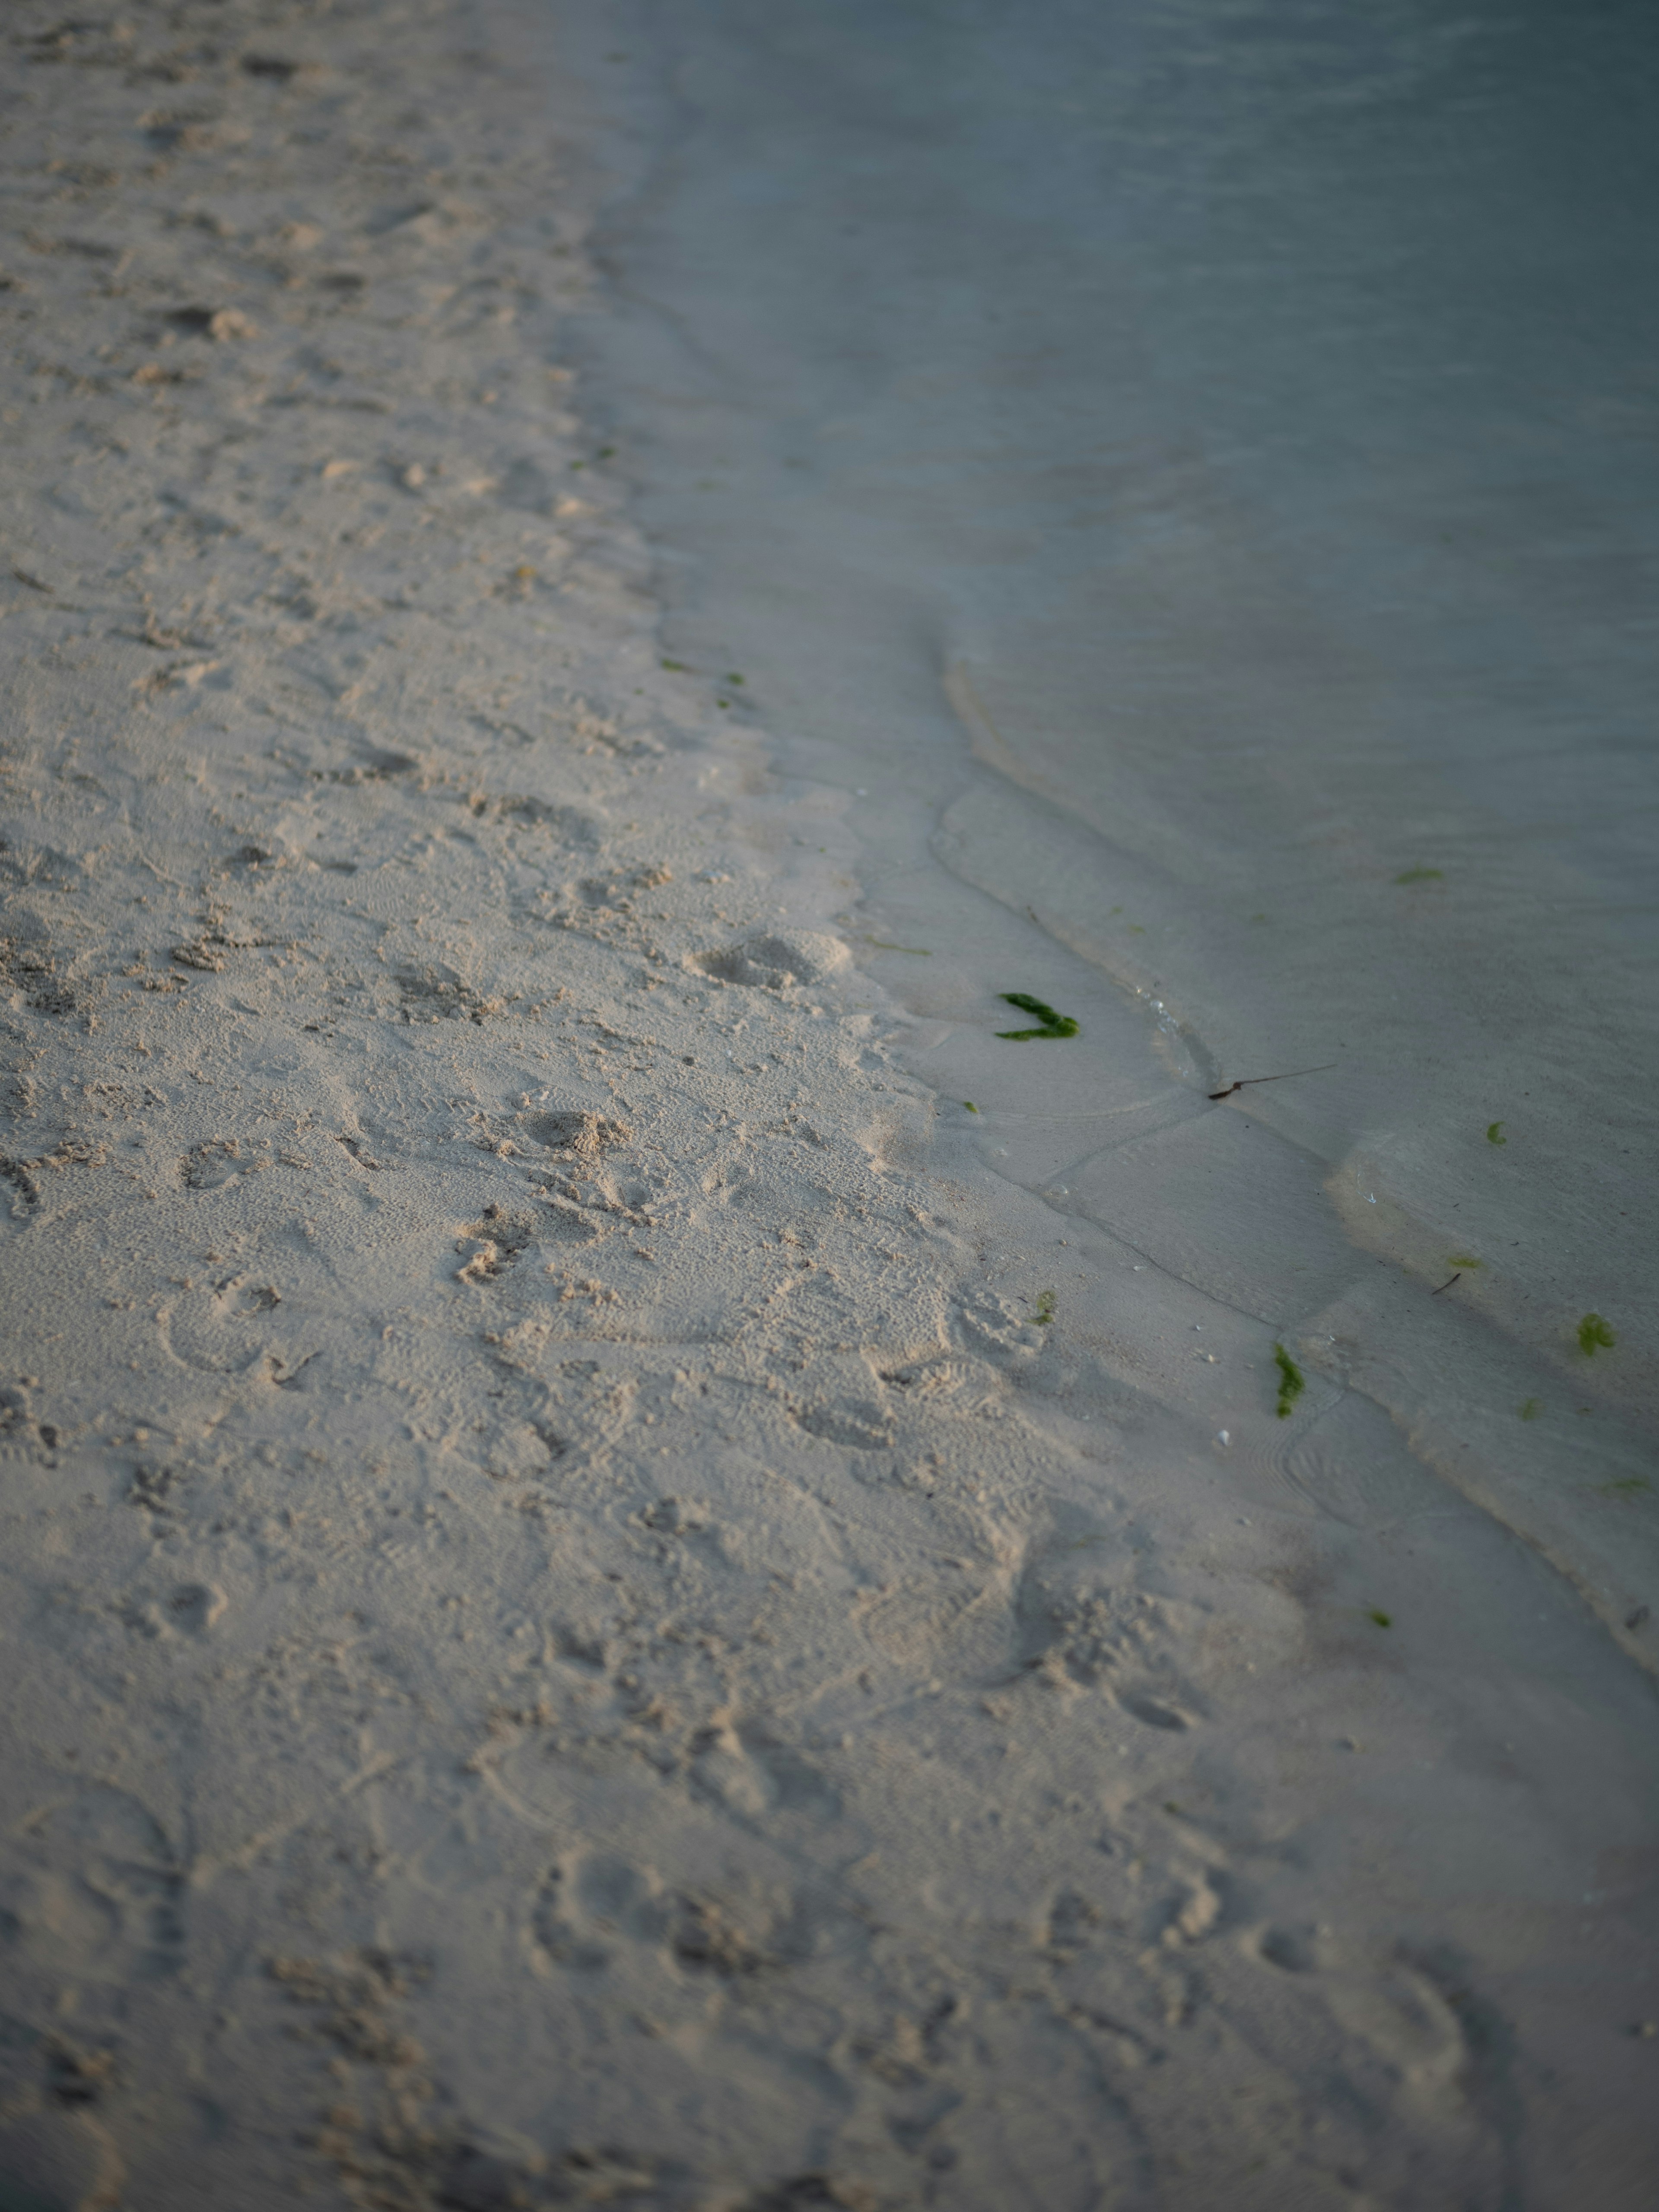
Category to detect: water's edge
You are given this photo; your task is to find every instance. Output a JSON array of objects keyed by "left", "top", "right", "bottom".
[{"left": 547, "top": 0, "right": 1659, "bottom": 1663}]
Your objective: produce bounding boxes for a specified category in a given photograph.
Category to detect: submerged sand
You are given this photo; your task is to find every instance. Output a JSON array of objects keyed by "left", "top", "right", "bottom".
[{"left": 0, "top": 4, "right": 1654, "bottom": 2208}]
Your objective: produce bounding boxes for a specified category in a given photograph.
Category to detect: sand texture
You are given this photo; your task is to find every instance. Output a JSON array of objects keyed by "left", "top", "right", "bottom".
[{"left": 0, "top": 5, "right": 1655, "bottom": 2208}]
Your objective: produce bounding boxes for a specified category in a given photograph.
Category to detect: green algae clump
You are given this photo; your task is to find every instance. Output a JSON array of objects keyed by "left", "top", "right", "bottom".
[
  {"left": 996, "top": 992, "right": 1078, "bottom": 1041},
  {"left": 1272, "top": 1343, "right": 1305, "bottom": 1419},
  {"left": 1577, "top": 1313, "right": 1617, "bottom": 1356}
]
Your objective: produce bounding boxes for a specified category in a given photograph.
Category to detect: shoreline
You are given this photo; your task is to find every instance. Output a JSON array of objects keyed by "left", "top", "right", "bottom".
[
  {"left": 0, "top": 3, "right": 1654, "bottom": 2205},
  {"left": 568, "top": 0, "right": 1659, "bottom": 1659}
]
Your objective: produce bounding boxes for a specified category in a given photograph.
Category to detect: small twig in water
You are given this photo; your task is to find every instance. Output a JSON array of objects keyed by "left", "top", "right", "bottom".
[
  {"left": 1431, "top": 1272, "right": 1461, "bottom": 1296},
  {"left": 1208, "top": 1062, "right": 1336, "bottom": 1102}
]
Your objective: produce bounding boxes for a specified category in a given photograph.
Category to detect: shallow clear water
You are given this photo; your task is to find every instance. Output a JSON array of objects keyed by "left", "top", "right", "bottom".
[{"left": 573, "top": 0, "right": 1659, "bottom": 1434}]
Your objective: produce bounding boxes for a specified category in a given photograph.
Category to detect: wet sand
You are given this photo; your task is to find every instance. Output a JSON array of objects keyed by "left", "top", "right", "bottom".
[{"left": 0, "top": 3, "right": 1655, "bottom": 2206}]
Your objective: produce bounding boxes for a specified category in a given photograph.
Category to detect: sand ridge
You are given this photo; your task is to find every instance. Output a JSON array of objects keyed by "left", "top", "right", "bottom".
[{"left": 0, "top": 3, "right": 1656, "bottom": 2207}]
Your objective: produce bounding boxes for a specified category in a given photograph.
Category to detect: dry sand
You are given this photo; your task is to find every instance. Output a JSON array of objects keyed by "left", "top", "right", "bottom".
[{"left": 0, "top": 5, "right": 1654, "bottom": 2209}]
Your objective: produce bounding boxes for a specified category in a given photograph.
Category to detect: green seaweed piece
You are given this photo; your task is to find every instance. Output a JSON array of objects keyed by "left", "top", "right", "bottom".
[
  {"left": 1395, "top": 868, "right": 1444, "bottom": 884},
  {"left": 1367, "top": 1609, "right": 1393, "bottom": 1628},
  {"left": 1031, "top": 1290, "right": 1056, "bottom": 1327},
  {"left": 1486, "top": 1121, "right": 1506, "bottom": 1145},
  {"left": 862, "top": 937, "right": 931, "bottom": 955},
  {"left": 660, "top": 658, "right": 689, "bottom": 671},
  {"left": 1272, "top": 1342, "right": 1305, "bottom": 1419},
  {"left": 995, "top": 992, "right": 1079, "bottom": 1040},
  {"left": 1448, "top": 1254, "right": 1483, "bottom": 1270},
  {"left": 725, "top": 673, "right": 745, "bottom": 684},
  {"left": 1599, "top": 1476, "right": 1652, "bottom": 1498},
  {"left": 1577, "top": 1313, "right": 1617, "bottom": 1356},
  {"left": 963, "top": 1101, "right": 978, "bottom": 1114},
  {"left": 1519, "top": 1398, "right": 1541, "bottom": 1421}
]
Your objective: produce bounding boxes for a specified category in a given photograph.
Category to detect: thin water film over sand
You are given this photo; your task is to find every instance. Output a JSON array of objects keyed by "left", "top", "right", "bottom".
[{"left": 0, "top": 2, "right": 1655, "bottom": 2206}]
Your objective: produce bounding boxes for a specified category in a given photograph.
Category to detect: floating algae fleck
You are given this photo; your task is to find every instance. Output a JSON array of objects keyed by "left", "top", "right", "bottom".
[
  {"left": 1272, "top": 1343, "right": 1305, "bottom": 1419},
  {"left": 1600, "top": 1476, "right": 1652, "bottom": 1498},
  {"left": 1577, "top": 1313, "right": 1617, "bottom": 1356},
  {"left": 1395, "top": 868, "right": 1444, "bottom": 885},
  {"left": 1519, "top": 1397, "right": 1542, "bottom": 1421},
  {"left": 996, "top": 992, "right": 1078, "bottom": 1041},
  {"left": 1486, "top": 1121, "right": 1507, "bottom": 1145},
  {"left": 1367, "top": 1609, "right": 1393, "bottom": 1629},
  {"left": 1448, "top": 1254, "right": 1483, "bottom": 1270},
  {"left": 863, "top": 937, "right": 931, "bottom": 955},
  {"left": 963, "top": 1101, "right": 979, "bottom": 1113},
  {"left": 1031, "top": 1289, "right": 1056, "bottom": 1326}
]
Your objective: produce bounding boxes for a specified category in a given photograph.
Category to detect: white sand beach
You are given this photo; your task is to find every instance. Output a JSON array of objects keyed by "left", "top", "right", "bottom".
[{"left": 0, "top": 3, "right": 1654, "bottom": 2207}]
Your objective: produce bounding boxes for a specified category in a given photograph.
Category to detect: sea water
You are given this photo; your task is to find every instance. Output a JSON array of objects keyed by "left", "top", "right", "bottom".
[{"left": 562, "top": 0, "right": 1659, "bottom": 1570}]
